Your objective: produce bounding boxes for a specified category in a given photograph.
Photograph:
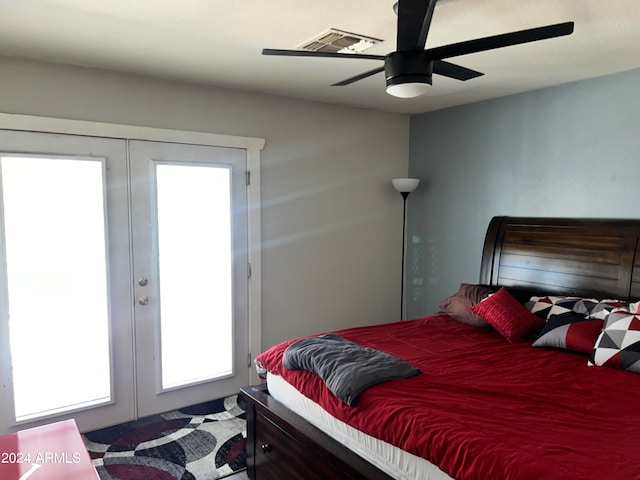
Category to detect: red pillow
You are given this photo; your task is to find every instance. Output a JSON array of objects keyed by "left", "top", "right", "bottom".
[{"left": 472, "top": 287, "right": 545, "bottom": 342}]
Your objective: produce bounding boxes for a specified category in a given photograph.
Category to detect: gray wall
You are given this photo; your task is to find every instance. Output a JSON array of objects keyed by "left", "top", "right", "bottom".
[
  {"left": 0, "top": 56, "right": 410, "bottom": 350},
  {"left": 407, "top": 68, "right": 640, "bottom": 318}
]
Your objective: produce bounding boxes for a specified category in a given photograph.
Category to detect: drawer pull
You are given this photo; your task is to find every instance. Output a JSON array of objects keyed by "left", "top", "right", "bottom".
[{"left": 260, "top": 443, "right": 273, "bottom": 454}]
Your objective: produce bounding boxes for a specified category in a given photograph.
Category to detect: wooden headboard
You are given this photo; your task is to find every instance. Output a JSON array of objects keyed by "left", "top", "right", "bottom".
[{"left": 480, "top": 216, "right": 640, "bottom": 301}]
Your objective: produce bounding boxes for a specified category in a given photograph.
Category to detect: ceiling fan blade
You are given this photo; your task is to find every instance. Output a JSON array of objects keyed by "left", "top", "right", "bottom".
[
  {"left": 426, "top": 21, "right": 574, "bottom": 60},
  {"left": 331, "top": 66, "right": 385, "bottom": 86},
  {"left": 396, "top": 0, "right": 437, "bottom": 50},
  {"left": 433, "top": 60, "right": 484, "bottom": 81},
  {"left": 262, "top": 48, "right": 384, "bottom": 61}
]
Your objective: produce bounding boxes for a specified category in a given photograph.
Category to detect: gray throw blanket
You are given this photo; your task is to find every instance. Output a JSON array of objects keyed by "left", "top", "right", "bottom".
[{"left": 283, "top": 334, "right": 421, "bottom": 406}]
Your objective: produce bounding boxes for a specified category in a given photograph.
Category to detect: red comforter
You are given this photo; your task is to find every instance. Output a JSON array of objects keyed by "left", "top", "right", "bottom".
[{"left": 256, "top": 315, "right": 640, "bottom": 480}]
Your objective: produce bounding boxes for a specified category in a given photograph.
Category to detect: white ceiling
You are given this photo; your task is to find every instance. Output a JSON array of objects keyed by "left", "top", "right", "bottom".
[{"left": 0, "top": 0, "right": 639, "bottom": 114}]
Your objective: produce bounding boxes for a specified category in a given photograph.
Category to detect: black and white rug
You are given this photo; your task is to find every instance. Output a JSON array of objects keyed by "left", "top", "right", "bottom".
[{"left": 82, "top": 395, "right": 246, "bottom": 480}]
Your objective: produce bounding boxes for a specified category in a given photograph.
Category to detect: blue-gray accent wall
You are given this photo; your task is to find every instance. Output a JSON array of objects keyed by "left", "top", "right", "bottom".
[{"left": 407, "top": 68, "right": 640, "bottom": 319}]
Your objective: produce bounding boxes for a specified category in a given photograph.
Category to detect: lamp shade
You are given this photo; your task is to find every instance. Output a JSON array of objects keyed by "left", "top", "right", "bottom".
[{"left": 392, "top": 178, "right": 420, "bottom": 193}]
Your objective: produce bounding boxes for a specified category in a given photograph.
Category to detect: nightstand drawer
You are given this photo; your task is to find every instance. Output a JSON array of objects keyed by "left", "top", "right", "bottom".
[
  {"left": 241, "top": 385, "right": 393, "bottom": 480},
  {"left": 255, "top": 410, "right": 315, "bottom": 479},
  {"left": 254, "top": 409, "right": 364, "bottom": 480}
]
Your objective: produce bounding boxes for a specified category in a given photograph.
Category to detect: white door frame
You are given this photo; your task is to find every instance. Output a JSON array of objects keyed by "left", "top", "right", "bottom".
[
  {"left": 129, "top": 140, "right": 251, "bottom": 416},
  {"left": 0, "top": 112, "right": 265, "bottom": 421},
  {"left": 0, "top": 132, "right": 134, "bottom": 434}
]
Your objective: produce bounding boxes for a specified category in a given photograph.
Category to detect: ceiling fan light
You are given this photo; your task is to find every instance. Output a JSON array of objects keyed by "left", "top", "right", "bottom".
[{"left": 386, "top": 82, "right": 431, "bottom": 98}]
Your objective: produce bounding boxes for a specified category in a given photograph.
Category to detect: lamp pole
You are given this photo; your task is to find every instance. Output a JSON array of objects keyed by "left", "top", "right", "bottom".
[{"left": 392, "top": 178, "right": 419, "bottom": 320}]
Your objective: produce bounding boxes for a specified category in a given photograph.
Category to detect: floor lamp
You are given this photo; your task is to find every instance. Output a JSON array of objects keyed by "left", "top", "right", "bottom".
[{"left": 392, "top": 178, "right": 420, "bottom": 320}]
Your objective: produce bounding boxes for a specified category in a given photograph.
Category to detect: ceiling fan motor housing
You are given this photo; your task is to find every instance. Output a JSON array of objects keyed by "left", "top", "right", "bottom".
[{"left": 384, "top": 51, "right": 433, "bottom": 87}]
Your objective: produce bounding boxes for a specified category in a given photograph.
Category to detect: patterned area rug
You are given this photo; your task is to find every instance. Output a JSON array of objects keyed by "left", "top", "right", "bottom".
[{"left": 82, "top": 394, "right": 246, "bottom": 480}]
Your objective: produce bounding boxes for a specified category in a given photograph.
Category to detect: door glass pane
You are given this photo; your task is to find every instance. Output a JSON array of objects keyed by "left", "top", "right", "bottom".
[
  {"left": 155, "top": 164, "right": 233, "bottom": 389},
  {"left": 1, "top": 156, "right": 111, "bottom": 422}
]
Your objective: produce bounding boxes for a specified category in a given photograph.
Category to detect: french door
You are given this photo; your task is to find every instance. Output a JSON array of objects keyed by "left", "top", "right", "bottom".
[
  {"left": 0, "top": 130, "right": 250, "bottom": 434},
  {"left": 129, "top": 140, "right": 248, "bottom": 416}
]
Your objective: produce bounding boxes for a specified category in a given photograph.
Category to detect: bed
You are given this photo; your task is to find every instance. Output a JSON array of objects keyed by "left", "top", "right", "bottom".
[{"left": 240, "top": 216, "right": 640, "bottom": 480}]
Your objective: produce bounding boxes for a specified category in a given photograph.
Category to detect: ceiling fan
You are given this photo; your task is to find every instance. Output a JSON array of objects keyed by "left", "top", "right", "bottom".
[{"left": 262, "top": 0, "right": 574, "bottom": 98}]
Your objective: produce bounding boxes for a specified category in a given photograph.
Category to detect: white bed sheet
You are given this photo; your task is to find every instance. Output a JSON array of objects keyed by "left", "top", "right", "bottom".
[{"left": 266, "top": 372, "right": 453, "bottom": 480}]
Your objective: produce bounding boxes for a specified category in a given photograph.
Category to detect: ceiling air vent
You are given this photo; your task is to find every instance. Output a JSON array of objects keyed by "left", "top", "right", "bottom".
[{"left": 300, "top": 29, "right": 381, "bottom": 54}]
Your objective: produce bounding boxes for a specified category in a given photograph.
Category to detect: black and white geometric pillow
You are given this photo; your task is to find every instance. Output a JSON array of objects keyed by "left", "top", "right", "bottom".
[
  {"left": 532, "top": 311, "right": 604, "bottom": 354},
  {"left": 589, "top": 311, "right": 640, "bottom": 373},
  {"left": 527, "top": 296, "right": 627, "bottom": 321},
  {"left": 526, "top": 296, "right": 580, "bottom": 320},
  {"left": 583, "top": 299, "right": 629, "bottom": 320}
]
